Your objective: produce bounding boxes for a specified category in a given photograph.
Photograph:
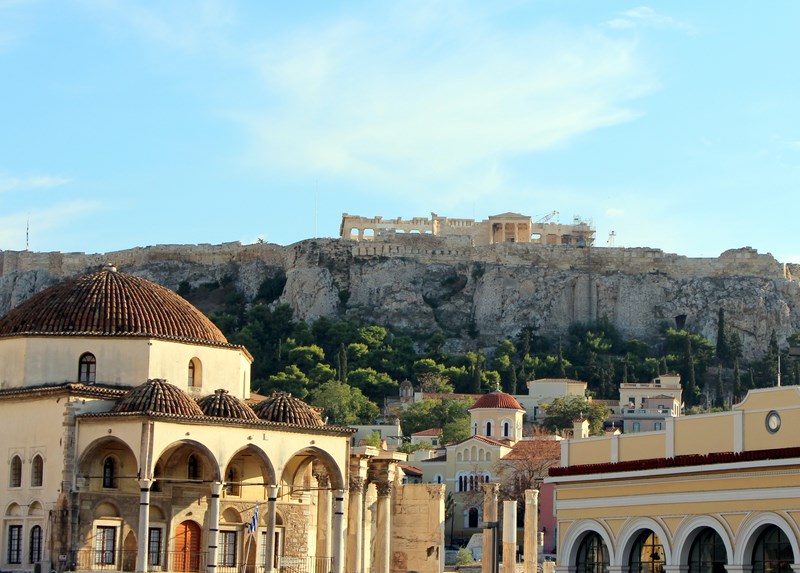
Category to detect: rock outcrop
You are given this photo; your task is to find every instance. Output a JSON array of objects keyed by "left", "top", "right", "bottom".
[{"left": 1, "top": 237, "right": 798, "bottom": 360}]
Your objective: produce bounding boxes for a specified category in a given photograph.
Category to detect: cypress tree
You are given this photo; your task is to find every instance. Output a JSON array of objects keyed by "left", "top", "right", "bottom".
[{"left": 733, "top": 358, "right": 742, "bottom": 400}]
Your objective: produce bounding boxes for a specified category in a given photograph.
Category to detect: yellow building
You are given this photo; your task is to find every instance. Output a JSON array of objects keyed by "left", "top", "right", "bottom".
[
  {"left": 0, "top": 266, "right": 443, "bottom": 573},
  {"left": 547, "top": 386, "right": 800, "bottom": 573}
]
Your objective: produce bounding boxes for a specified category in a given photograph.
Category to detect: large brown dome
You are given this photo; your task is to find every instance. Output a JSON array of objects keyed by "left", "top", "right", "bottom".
[
  {"left": 0, "top": 266, "right": 228, "bottom": 345},
  {"left": 197, "top": 389, "right": 259, "bottom": 421},
  {"left": 252, "top": 392, "right": 325, "bottom": 427},
  {"left": 113, "top": 378, "right": 204, "bottom": 417}
]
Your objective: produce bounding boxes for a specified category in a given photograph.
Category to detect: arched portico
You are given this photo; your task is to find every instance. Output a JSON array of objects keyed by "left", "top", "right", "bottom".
[
  {"left": 734, "top": 512, "right": 800, "bottom": 568},
  {"left": 76, "top": 436, "right": 139, "bottom": 493},
  {"left": 673, "top": 516, "right": 733, "bottom": 568},
  {"left": 560, "top": 519, "right": 617, "bottom": 570},
  {"left": 616, "top": 517, "right": 673, "bottom": 569}
]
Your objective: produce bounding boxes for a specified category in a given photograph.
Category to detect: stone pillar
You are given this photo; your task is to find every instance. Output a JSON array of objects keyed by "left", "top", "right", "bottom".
[
  {"left": 314, "top": 470, "right": 332, "bottom": 559},
  {"left": 264, "top": 485, "right": 279, "bottom": 573},
  {"left": 375, "top": 481, "right": 393, "bottom": 573},
  {"left": 135, "top": 479, "right": 152, "bottom": 573},
  {"left": 332, "top": 490, "right": 346, "bottom": 573},
  {"left": 502, "top": 500, "right": 517, "bottom": 573},
  {"left": 347, "top": 476, "right": 366, "bottom": 573},
  {"left": 207, "top": 481, "right": 222, "bottom": 573},
  {"left": 482, "top": 483, "right": 499, "bottom": 573},
  {"left": 524, "top": 490, "right": 539, "bottom": 573}
]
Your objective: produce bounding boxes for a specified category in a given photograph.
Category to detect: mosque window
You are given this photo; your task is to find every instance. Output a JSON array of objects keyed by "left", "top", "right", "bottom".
[
  {"left": 577, "top": 532, "right": 609, "bottom": 573},
  {"left": 31, "top": 455, "right": 43, "bottom": 487},
  {"left": 188, "top": 359, "right": 201, "bottom": 388},
  {"left": 102, "top": 457, "right": 117, "bottom": 489},
  {"left": 628, "top": 531, "right": 665, "bottom": 573},
  {"left": 29, "top": 525, "right": 42, "bottom": 563},
  {"left": 9, "top": 455, "right": 22, "bottom": 488},
  {"left": 7, "top": 525, "right": 22, "bottom": 564},
  {"left": 467, "top": 507, "right": 479, "bottom": 528},
  {"left": 752, "top": 526, "right": 792, "bottom": 573},
  {"left": 79, "top": 353, "right": 96, "bottom": 384},
  {"left": 95, "top": 526, "right": 117, "bottom": 565},
  {"left": 688, "top": 528, "right": 726, "bottom": 573},
  {"left": 220, "top": 531, "right": 238, "bottom": 566},
  {"left": 503, "top": 421, "right": 511, "bottom": 437},
  {"left": 485, "top": 421, "right": 492, "bottom": 437},
  {"left": 187, "top": 454, "right": 200, "bottom": 480}
]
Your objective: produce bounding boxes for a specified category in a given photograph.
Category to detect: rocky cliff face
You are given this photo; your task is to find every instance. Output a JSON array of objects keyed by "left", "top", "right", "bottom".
[{"left": 1, "top": 238, "right": 798, "bottom": 360}]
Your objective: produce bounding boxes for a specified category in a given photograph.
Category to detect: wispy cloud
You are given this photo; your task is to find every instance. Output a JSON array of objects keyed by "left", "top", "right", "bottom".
[
  {"left": 0, "top": 201, "right": 103, "bottom": 250},
  {"left": 0, "top": 174, "right": 71, "bottom": 193},
  {"left": 606, "top": 7, "right": 692, "bottom": 32},
  {"left": 237, "top": 5, "right": 658, "bottom": 201}
]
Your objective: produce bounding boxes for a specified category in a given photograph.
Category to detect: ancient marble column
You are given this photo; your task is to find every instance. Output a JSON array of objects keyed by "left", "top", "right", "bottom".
[
  {"left": 264, "top": 485, "right": 278, "bottom": 573},
  {"left": 347, "top": 476, "right": 366, "bottom": 573},
  {"left": 502, "top": 500, "right": 517, "bottom": 573},
  {"left": 314, "top": 469, "right": 332, "bottom": 559},
  {"left": 135, "top": 479, "right": 152, "bottom": 573},
  {"left": 524, "top": 490, "right": 539, "bottom": 573},
  {"left": 207, "top": 481, "right": 222, "bottom": 573},
  {"left": 482, "top": 483, "right": 499, "bottom": 573},
  {"left": 375, "top": 480, "right": 393, "bottom": 573}
]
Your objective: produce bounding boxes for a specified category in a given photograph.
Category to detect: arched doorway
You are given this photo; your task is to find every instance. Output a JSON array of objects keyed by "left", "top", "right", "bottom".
[
  {"left": 689, "top": 528, "right": 727, "bottom": 573},
  {"left": 753, "top": 526, "right": 793, "bottom": 573},
  {"left": 629, "top": 531, "right": 665, "bottom": 573},
  {"left": 174, "top": 520, "right": 202, "bottom": 572},
  {"left": 577, "top": 532, "right": 609, "bottom": 573}
]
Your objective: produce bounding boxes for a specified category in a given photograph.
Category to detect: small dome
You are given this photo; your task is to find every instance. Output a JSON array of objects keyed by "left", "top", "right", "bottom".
[
  {"left": 252, "top": 392, "right": 325, "bottom": 427},
  {"left": 197, "top": 389, "right": 258, "bottom": 421},
  {"left": 470, "top": 391, "right": 524, "bottom": 411},
  {"left": 113, "top": 379, "right": 204, "bottom": 417},
  {"left": 0, "top": 266, "right": 228, "bottom": 346}
]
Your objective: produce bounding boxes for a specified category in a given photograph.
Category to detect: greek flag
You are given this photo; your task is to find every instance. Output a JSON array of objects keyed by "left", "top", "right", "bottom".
[{"left": 247, "top": 502, "right": 259, "bottom": 535}]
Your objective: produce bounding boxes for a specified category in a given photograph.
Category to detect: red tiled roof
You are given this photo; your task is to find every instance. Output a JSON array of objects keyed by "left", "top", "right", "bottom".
[
  {"left": 452, "top": 434, "right": 507, "bottom": 448},
  {"left": 399, "top": 464, "right": 423, "bottom": 477},
  {"left": 469, "top": 391, "right": 524, "bottom": 411},
  {"left": 0, "top": 266, "right": 232, "bottom": 347},
  {"left": 412, "top": 428, "right": 443, "bottom": 437},
  {"left": 422, "top": 454, "right": 448, "bottom": 463}
]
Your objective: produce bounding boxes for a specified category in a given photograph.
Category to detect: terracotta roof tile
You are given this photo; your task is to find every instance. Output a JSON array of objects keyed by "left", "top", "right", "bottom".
[
  {"left": 469, "top": 391, "right": 524, "bottom": 411},
  {"left": 0, "top": 266, "right": 230, "bottom": 346},
  {"left": 197, "top": 389, "right": 259, "bottom": 421},
  {"left": 251, "top": 392, "right": 325, "bottom": 427},
  {"left": 112, "top": 378, "right": 204, "bottom": 417}
]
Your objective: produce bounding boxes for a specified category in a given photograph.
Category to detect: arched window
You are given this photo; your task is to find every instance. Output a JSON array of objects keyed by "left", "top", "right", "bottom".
[
  {"left": 577, "top": 533, "right": 609, "bottom": 573},
  {"left": 187, "top": 454, "right": 200, "bottom": 480},
  {"left": 468, "top": 507, "right": 479, "bottom": 528},
  {"left": 29, "top": 525, "right": 42, "bottom": 563},
  {"left": 485, "top": 421, "right": 492, "bottom": 437},
  {"left": 753, "top": 526, "right": 793, "bottom": 573},
  {"left": 102, "top": 457, "right": 117, "bottom": 488},
  {"left": 689, "top": 528, "right": 727, "bottom": 573},
  {"left": 188, "top": 358, "right": 201, "bottom": 388},
  {"left": 79, "top": 353, "right": 96, "bottom": 384},
  {"left": 31, "top": 455, "right": 43, "bottom": 487},
  {"left": 628, "top": 531, "right": 665, "bottom": 573},
  {"left": 9, "top": 455, "right": 22, "bottom": 488},
  {"left": 472, "top": 423, "right": 477, "bottom": 435},
  {"left": 503, "top": 421, "right": 511, "bottom": 438}
]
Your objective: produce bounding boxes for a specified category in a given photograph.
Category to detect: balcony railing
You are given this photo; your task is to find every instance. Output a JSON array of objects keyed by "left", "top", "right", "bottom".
[
  {"left": 166, "top": 551, "right": 207, "bottom": 572},
  {"left": 68, "top": 550, "right": 137, "bottom": 572}
]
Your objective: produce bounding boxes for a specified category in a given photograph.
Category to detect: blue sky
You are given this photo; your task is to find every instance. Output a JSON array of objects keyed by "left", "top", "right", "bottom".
[{"left": 1, "top": 1, "right": 799, "bottom": 262}]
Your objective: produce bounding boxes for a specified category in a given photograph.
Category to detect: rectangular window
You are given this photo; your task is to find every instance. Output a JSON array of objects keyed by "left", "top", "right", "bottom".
[
  {"left": 220, "top": 531, "right": 237, "bottom": 567},
  {"left": 148, "top": 528, "right": 162, "bottom": 566},
  {"left": 654, "top": 422, "right": 663, "bottom": 431},
  {"left": 29, "top": 526, "right": 42, "bottom": 563},
  {"left": 7, "top": 525, "right": 22, "bottom": 564},
  {"left": 95, "top": 526, "right": 116, "bottom": 565},
  {"left": 632, "top": 422, "right": 641, "bottom": 433}
]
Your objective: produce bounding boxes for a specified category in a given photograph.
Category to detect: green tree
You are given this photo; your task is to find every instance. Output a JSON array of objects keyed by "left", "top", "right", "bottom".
[
  {"left": 287, "top": 344, "right": 326, "bottom": 371},
  {"left": 541, "top": 396, "right": 610, "bottom": 436},
  {"left": 347, "top": 368, "right": 398, "bottom": 404},
  {"left": 716, "top": 308, "right": 730, "bottom": 364},
  {"left": 309, "top": 381, "right": 380, "bottom": 425},
  {"left": 399, "top": 398, "right": 472, "bottom": 436},
  {"left": 262, "top": 365, "right": 310, "bottom": 399}
]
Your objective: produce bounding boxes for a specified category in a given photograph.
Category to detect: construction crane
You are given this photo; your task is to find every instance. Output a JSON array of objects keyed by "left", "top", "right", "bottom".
[{"left": 535, "top": 210, "right": 558, "bottom": 224}]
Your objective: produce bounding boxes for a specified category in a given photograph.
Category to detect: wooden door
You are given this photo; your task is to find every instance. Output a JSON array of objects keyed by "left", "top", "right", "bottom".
[{"left": 174, "top": 521, "right": 202, "bottom": 572}]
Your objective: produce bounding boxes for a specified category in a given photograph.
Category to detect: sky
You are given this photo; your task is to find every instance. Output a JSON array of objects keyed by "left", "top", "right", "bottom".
[{"left": 1, "top": 1, "right": 799, "bottom": 262}]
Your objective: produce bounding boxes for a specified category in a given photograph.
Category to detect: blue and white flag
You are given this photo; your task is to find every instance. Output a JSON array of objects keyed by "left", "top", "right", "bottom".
[{"left": 247, "top": 502, "right": 259, "bottom": 535}]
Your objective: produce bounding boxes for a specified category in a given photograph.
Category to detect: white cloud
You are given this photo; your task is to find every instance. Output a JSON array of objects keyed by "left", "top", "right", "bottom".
[
  {"left": 0, "top": 174, "right": 71, "bottom": 193},
  {"left": 606, "top": 7, "right": 692, "bottom": 32},
  {"left": 606, "top": 207, "right": 625, "bottom": 217},
  {"left": 238, "top": 6, "right": 658, "bottom": 201}
]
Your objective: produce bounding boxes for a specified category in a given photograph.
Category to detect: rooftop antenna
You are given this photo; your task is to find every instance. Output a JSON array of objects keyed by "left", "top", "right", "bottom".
[{"left": 777, "top": 354, "right": 781, "bottom": 387}]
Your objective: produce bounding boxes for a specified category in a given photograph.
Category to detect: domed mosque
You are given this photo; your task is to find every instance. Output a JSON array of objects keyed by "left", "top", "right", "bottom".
[{"left": 0, "top": 265, "right": 428, "bottom": 573}]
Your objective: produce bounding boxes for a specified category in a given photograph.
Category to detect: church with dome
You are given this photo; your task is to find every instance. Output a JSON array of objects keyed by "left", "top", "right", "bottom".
[{"left": 0, "top": 266, "right": 444, "bottom": 573}]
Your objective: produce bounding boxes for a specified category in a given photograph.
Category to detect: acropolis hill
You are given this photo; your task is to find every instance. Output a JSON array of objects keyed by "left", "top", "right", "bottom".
[{"left": 1, "top": 212, "right": 799, "bottom": 360}]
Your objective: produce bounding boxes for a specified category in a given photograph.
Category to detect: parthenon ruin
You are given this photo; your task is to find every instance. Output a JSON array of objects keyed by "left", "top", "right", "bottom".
[{"left": 340, "top": 212, "right": 595, "bottom": 246}]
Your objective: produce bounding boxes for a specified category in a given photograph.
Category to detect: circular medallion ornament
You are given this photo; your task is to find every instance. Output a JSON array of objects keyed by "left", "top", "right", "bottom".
[{"left": 766, "top": 410, "right": 781, "bottom": 434}]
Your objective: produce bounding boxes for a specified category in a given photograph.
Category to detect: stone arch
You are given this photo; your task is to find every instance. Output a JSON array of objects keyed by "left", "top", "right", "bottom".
[
  {"left": 5, "top": 502, "right": 22, "bottom": 516},
  {"left": 221, "top": 507, "right": 242, "bottom": 524},
  {"left": 457, "top": 452, "right": 463, "bottom": 462},
  {"left": 282, "top": 446, "right": 345, "bottom": 492},
  {"left": 150, "top": 505, "right": 166, "bottom": 521},
  {"left": 221, "top": 444, "right": 277, "bottom": 488},
  {"left": 154, "top": 439, "right": 221, "bottom": 482},
  {"left": 94, "top": 500, "right": 121, "bottom": 519},
  {"left": 560, "top": 519, "right": 616, "bottom": 568},
  {"left": 734, "top": 512, "right": 800, "bottom": 567},
  {"left": 616, "top": 516, "right": 672, "bottom": 568},
  {"left": 77, "top": 437, "right": 138, "bottom": 492},
  {"left": 27, "top": 500, "right": 44, "bottom": 516},
  {"left": 673, "top": 515, "right": 733, "bottom": 567}
]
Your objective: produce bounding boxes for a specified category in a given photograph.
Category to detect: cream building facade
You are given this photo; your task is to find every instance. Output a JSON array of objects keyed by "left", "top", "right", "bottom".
[
  {"left": 547, "top": 386, "right": 800, "bottom": 573},
  {"left": 0, "top": 267, "right": 445, "bottom": 573}
]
